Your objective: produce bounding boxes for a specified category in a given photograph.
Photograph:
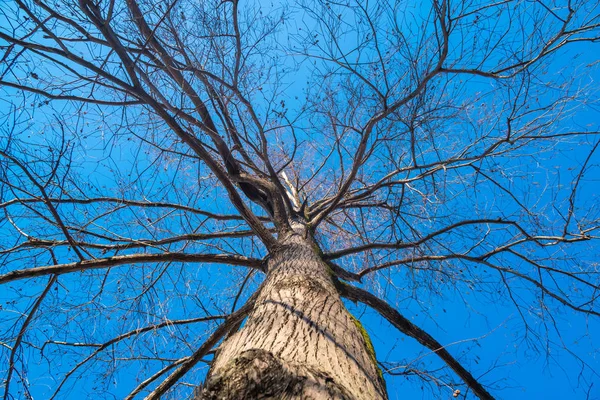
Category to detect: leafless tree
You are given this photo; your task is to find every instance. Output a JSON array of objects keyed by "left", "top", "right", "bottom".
[{"left": 1, "top": 0, "right": 599, "bottom": 398}]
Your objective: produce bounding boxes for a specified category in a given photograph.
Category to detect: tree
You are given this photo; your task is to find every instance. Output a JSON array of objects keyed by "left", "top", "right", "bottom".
[{"left": 1, "top": 0, "right": 599, "bottom": 398}]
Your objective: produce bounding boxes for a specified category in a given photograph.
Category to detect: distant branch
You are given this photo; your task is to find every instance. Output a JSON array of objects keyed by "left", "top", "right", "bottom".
[{"left": 325, "top": 219, "right": 533, "bottom": 260}]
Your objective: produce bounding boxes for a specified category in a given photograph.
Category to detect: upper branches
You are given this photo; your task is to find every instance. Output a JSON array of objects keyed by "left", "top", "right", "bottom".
[{"left": 1, "top": 0, "right": 599, "bottom": 398}]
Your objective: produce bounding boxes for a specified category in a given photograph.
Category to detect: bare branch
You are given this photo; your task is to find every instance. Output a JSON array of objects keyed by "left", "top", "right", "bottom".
[
  {"left": 336, "top": 281, "right": 494, "bottom": 400},
  {"left": 0, "top": 253, "right": 263, "bottom": 284}
]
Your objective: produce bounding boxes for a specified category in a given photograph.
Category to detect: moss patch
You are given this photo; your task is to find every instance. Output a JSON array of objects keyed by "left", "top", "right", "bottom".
[{"left": 348, "top": 313, "right": 385, "bottom": 383}]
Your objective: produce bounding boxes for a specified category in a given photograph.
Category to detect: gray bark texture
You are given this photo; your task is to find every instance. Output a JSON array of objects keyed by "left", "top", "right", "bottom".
[{"left": 198, "top": 230, "right": 388, "bottom": 399}]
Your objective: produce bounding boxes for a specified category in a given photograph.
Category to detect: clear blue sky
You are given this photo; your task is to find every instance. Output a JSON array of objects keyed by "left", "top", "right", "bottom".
[{"left": 1, "top": 0, "right": 599, "bottom": 399}]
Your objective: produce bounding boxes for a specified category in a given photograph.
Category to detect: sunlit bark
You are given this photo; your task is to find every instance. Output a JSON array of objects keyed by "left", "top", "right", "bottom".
[{"left": 200, "top": 226, "right": 387, "bottom": 399}]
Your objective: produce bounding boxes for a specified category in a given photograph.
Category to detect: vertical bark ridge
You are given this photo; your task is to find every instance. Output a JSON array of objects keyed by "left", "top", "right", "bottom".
[{"left": 200, "top": 232, "right": 387, "bottom": 399}]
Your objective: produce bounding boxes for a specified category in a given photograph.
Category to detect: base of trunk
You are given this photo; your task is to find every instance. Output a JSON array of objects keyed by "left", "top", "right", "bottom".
[{"left": 198, "top": 348, "right": 354, "bottom": 399}]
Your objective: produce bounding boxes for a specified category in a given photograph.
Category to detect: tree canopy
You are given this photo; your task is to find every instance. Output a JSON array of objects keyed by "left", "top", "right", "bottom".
[{"left": 1, "top": 0, "right": 599, "bottom": 398}]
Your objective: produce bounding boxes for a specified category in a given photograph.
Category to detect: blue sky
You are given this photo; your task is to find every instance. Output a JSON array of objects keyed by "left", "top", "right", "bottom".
[{"left": 1, "top": 0, "right": 599, "bottom": 399}]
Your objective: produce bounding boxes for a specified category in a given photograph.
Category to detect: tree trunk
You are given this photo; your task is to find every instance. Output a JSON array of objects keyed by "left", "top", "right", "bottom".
[{"left": 198, "top": 228, "right": 387, "bottom": 399}]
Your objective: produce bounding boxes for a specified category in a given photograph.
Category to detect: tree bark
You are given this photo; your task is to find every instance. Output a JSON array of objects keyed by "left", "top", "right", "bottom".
[{"left": 198, "top": 228, "right": 387, "bottom": 399}]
